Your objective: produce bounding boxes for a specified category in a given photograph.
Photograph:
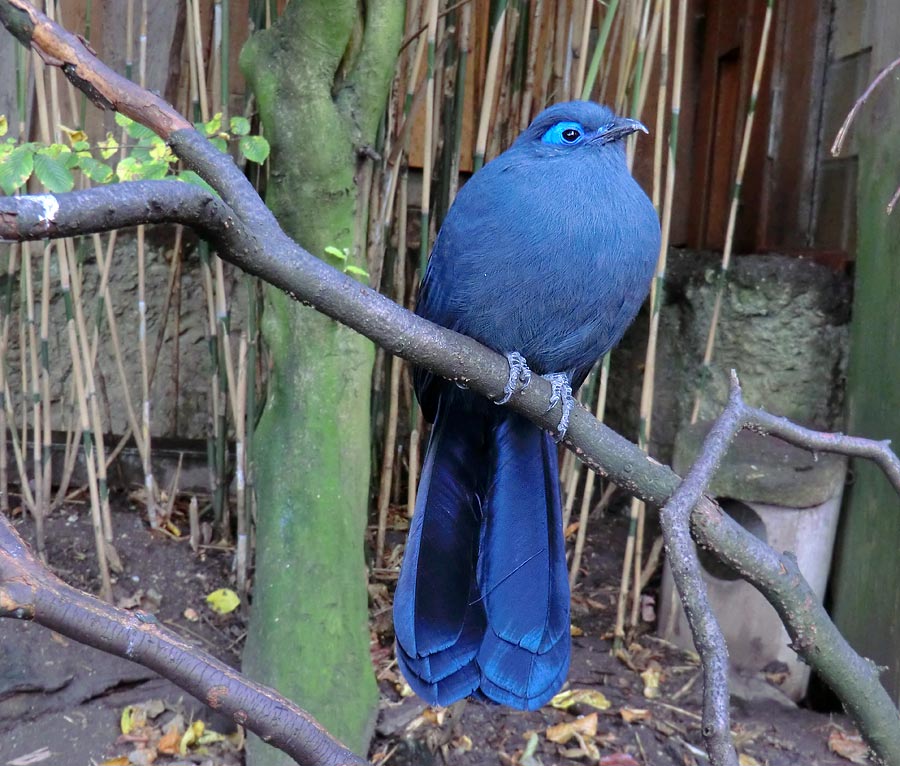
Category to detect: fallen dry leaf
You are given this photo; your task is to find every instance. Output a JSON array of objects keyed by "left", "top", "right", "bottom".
[
  {"left": 738, "top": 754, "right": 761, "bottom": 766},
  {"left": 599, "top": 754, "right": 640, "bottom": 766},
  {"left": 549, "top": 688, "right": 611, "bottom": 711},
  {"left": 546, "top": 712, "right": 598, "bottom": 744},
  {"left": 640, "top": 661, "right": 662, "bottom": 699},
  {"left": 6, "top": 747, "right": 52, "bottom": 766},
  {"left": 619, "top": 707, "right": 651, "bottom": 724},
  {"left": 206, "top": 587, "right": 240, "bottom": 614},
  {"left": 828, "top": 729, "right": 870, "bottom": 764}
]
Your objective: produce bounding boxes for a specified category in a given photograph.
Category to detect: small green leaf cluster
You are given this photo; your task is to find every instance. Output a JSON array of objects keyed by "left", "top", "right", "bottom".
[
  {"left": 0, "top": 113, "right": 270, "bottom": 196},
  {"left": 324, "top": 245, "right": 370, "bottom": 280}
]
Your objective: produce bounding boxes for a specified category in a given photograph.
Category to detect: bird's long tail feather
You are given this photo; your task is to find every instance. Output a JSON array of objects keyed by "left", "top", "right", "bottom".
[
  {"left": 477, "top": 413, "right": 570, "bottom": 709},
  {"left": 393, "top": 401, "right": 488, "bottom": 705},
  {"left": 394, "top": 403, "right": 569, "bottom": 710}
]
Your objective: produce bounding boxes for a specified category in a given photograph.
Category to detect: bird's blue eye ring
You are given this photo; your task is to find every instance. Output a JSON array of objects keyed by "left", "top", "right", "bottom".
[{"left": 542, "top": 121, "right": 585, "bottom": 146}]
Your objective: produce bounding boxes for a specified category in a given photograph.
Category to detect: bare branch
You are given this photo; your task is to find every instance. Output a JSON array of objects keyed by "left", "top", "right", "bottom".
[
  {"left": 660, "top": 374, "right": 744, "bottom": 766},
  {"left": 0, "top": 516, "right": 365, "bottom": 766},
  {"left": 0, "top": 181, "right": 231, "bottom": 241},
  {"left": 0, "top": 0, "right": 191, "bottom": 136},
  {"left": 744, "top": 405, "right": 900, "bottom": 495},
  {"left": 2, "top": 3, "right": 900, "bottom": 765},
  {"left": 831, "top": 55, "right": 900, "bottom": 158}
]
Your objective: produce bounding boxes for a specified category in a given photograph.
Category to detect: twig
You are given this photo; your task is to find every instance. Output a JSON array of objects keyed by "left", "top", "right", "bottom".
[
  {"left": 831, "top": 55, "right": 900, "bottom": 157},
  {"left": 689, "top": 1, "right": 774, "bottom": 423},
  {"left": 660, "top": 372, "right": 744, "bottom": 766}
]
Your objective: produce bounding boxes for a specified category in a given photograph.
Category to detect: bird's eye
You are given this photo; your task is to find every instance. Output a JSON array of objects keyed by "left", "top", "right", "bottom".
[{"left": 542, "top": 121, "right": 585, "bottom": 146}]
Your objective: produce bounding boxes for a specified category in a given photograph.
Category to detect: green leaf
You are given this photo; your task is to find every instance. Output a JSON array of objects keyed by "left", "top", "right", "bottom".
[
  {"left": 98, "top": 133, "right": 119, "bottom": 159},
  {"left": 177, "top": 170, "right": 217, "bottom": 196},
  {"left": 125, "top": 121, "right": 156, "bottom": 141},
  {"left": 209, "top": 136, "right": 228, "bottom": 153},
  {"left": 140, "top": 160, "right": 170, "bottom": 180},
  {"left": 206, "top": 587, "right": 240, "bottom": 614},
  {"left": 344, "top": 264, "right": 370, "bottom": 279},
  {"left": 0, "top": 144, "right": 34, "bottom": 194},
  {"left": 324, "top": 245, "right": 347, "bottom": 261},
  {"left": 239, "top": 134, "right": 270, "bottom": 164},
  {"left": 115, "top": 156, "right": 143, "bottom": 182},
  {"left": 114, "top": 112, "right": 133, "bottom": 129},
  {"left": 33, "top": 152, "right": 74, "bottom": 192},
  {"left": 71, "top": 140, "right": 91, "bottom": 152},
  {"left": 202, "top": 113, "right": 222, "bottom": 137},
  {"left": 78, "top": 156, "right": 114, "bottom": 184},
  {"left": 229, "top": 116, "right": 251, "bottom": 136},
  {"left": 0, "top": 116, "right": 8, "bottom": 138}
]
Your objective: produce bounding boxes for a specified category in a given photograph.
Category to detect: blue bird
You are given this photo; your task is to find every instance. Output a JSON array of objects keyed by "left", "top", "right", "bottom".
[{"left": 393, "top": 101, "right": 661, "bottom": 710}]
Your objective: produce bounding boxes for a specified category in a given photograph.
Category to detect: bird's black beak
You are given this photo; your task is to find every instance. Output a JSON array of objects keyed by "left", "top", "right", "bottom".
[{"left": 593, "top": 117, "right": 649, "bottom": 144}]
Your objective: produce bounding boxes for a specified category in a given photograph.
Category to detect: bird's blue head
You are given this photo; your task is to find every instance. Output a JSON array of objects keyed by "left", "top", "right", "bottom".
[{"left": 514, "top": 101, "right": 648, "bottom": 156}]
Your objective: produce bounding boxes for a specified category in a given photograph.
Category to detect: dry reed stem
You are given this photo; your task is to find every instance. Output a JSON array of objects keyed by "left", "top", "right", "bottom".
[
  {"left": 56, "top": 243, "right": 112, "bottom": 600},
  {"left": 22, "top": 241, "right": 45, "bottom": 557},
  {"left": 689, "top": 1, "right": 773, "bottom": 425},
  {"left": 573, "top": 0, "right": 594, "bottom": 99},
  {"left": 473, "top": 5, "right": 507, "bottom": 169},
  {"left": 519, "top": 0, "right": 543, "bottom": 128}
]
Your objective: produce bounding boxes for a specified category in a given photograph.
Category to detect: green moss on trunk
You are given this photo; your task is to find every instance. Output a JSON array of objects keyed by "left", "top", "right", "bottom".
[{"left": 239, "top": 0, "right": 403, "bottom": 758}]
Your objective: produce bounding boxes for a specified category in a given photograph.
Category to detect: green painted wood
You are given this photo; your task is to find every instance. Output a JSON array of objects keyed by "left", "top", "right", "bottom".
[{"left": 830, "top": 5, "right": 900, "bottom": 705}]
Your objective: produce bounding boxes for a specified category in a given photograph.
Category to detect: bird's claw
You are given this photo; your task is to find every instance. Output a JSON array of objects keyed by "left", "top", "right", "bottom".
[
  {"left": 543, "top": 373, "right": 574, "bottom": 442},
  {"left": 496, "top": 352, "right": 533, "bottom": 405}
]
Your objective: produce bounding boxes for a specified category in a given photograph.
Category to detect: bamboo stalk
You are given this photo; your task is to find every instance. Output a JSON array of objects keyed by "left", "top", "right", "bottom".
[
  {"left": 552, "top": 0, "right": 569, "bottom": 102},
  {"left": 3, "top": 381, "right": 36, "bottom": 513},
  {"left": 473, "top": 4, "right": 507, "bottom": 172},
  {"left": 581, "top": 0, "right": 620, "bottom": 100},
  {"left": 219, "top": 0, "right": 231, "bottom": 121},
  {"left": 491, "top": 1, "right": 521, "bottom": 157},
  {"left": 447, "top": 0, "right": 472, "bottom": 207},
  {"left": 573, "top": 0, "right": 594, "bottom": 100},
  {"left": 235, "top": 333, "right": 249, "bottom": 595},
  {"left": 0, "top": 245, "right": 16, "bottom": 514},
  {"left": 39, "top": 243, "right": 52, "bottom": 515},
  {"left": 125, "top": 0, "right": 135, "bottom": 81},
  {"left": 627, "top": 0, "right": 669, "bottom": 629},
  {"left": 62, "top": 239, "right": 117, "bottom": 549},
  {"left": 214, "top": 259, "right": 235, "bottom": 538},
  {"left": 189, "top": 0, "right": 210, "bottom": 122},
  {"left": 568, "top": 354, "right": 611, "bottom": 587},
  {"left": 519, "top": 0, "right": 543, "bottom": 128},
  {"left": 88, "top": 233, "right": 145, "bottom": 457},
  {"left": 139, "top": 0, "right": 148, "bottom": 89},
  {"left": 689, "top": 0, "right": 775, "bottom": 424},
  {"left": 375, "top": 166, "right": 408, "bottom": 567},
  {"left": 615, "top": 0, "right": 687, "bottom": 644},
  {"left": 22, "top": 242, "right": 45, "bottom": 559},
  {"left": 57, "top": 243, "right": 112, "bottom": 600},
  {"left": 418, "top": 0, "right": 439, "bottom": 278}
]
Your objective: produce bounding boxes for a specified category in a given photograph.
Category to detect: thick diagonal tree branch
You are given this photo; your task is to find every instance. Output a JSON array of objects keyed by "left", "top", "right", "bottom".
[
  {"left": 1, "top": 2, "right": 900, "bottom": 765},
  {"left": 0, "top": 518, "right": 366, "bottom": 766}
]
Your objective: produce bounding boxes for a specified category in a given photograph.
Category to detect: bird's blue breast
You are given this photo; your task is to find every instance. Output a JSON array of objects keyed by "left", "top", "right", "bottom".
[{"left": 416, "top": 145, "right": 659, "bottom": 396}]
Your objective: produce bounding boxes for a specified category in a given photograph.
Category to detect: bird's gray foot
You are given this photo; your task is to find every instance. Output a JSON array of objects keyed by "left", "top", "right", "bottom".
[
  {"left": 496, "top": 352, "right": 533, "bottom": 405},
  {"left": 543, "top": 373, "right": 574, "bottom": 442}
]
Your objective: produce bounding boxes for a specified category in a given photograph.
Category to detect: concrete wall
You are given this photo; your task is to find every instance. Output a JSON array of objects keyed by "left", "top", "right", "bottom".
[{"left": 607, "top": 250, "right": 851, "bottom": 466}]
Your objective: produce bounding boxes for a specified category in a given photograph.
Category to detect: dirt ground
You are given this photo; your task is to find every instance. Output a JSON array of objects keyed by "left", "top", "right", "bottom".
[{"left": 0, "top": 493, "right": 872, "bottom": 766}]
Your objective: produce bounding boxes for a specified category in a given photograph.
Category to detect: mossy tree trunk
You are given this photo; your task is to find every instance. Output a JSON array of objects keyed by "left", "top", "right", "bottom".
[{"left": 239, "top": 1, "right": 403, "bottom": 759}]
